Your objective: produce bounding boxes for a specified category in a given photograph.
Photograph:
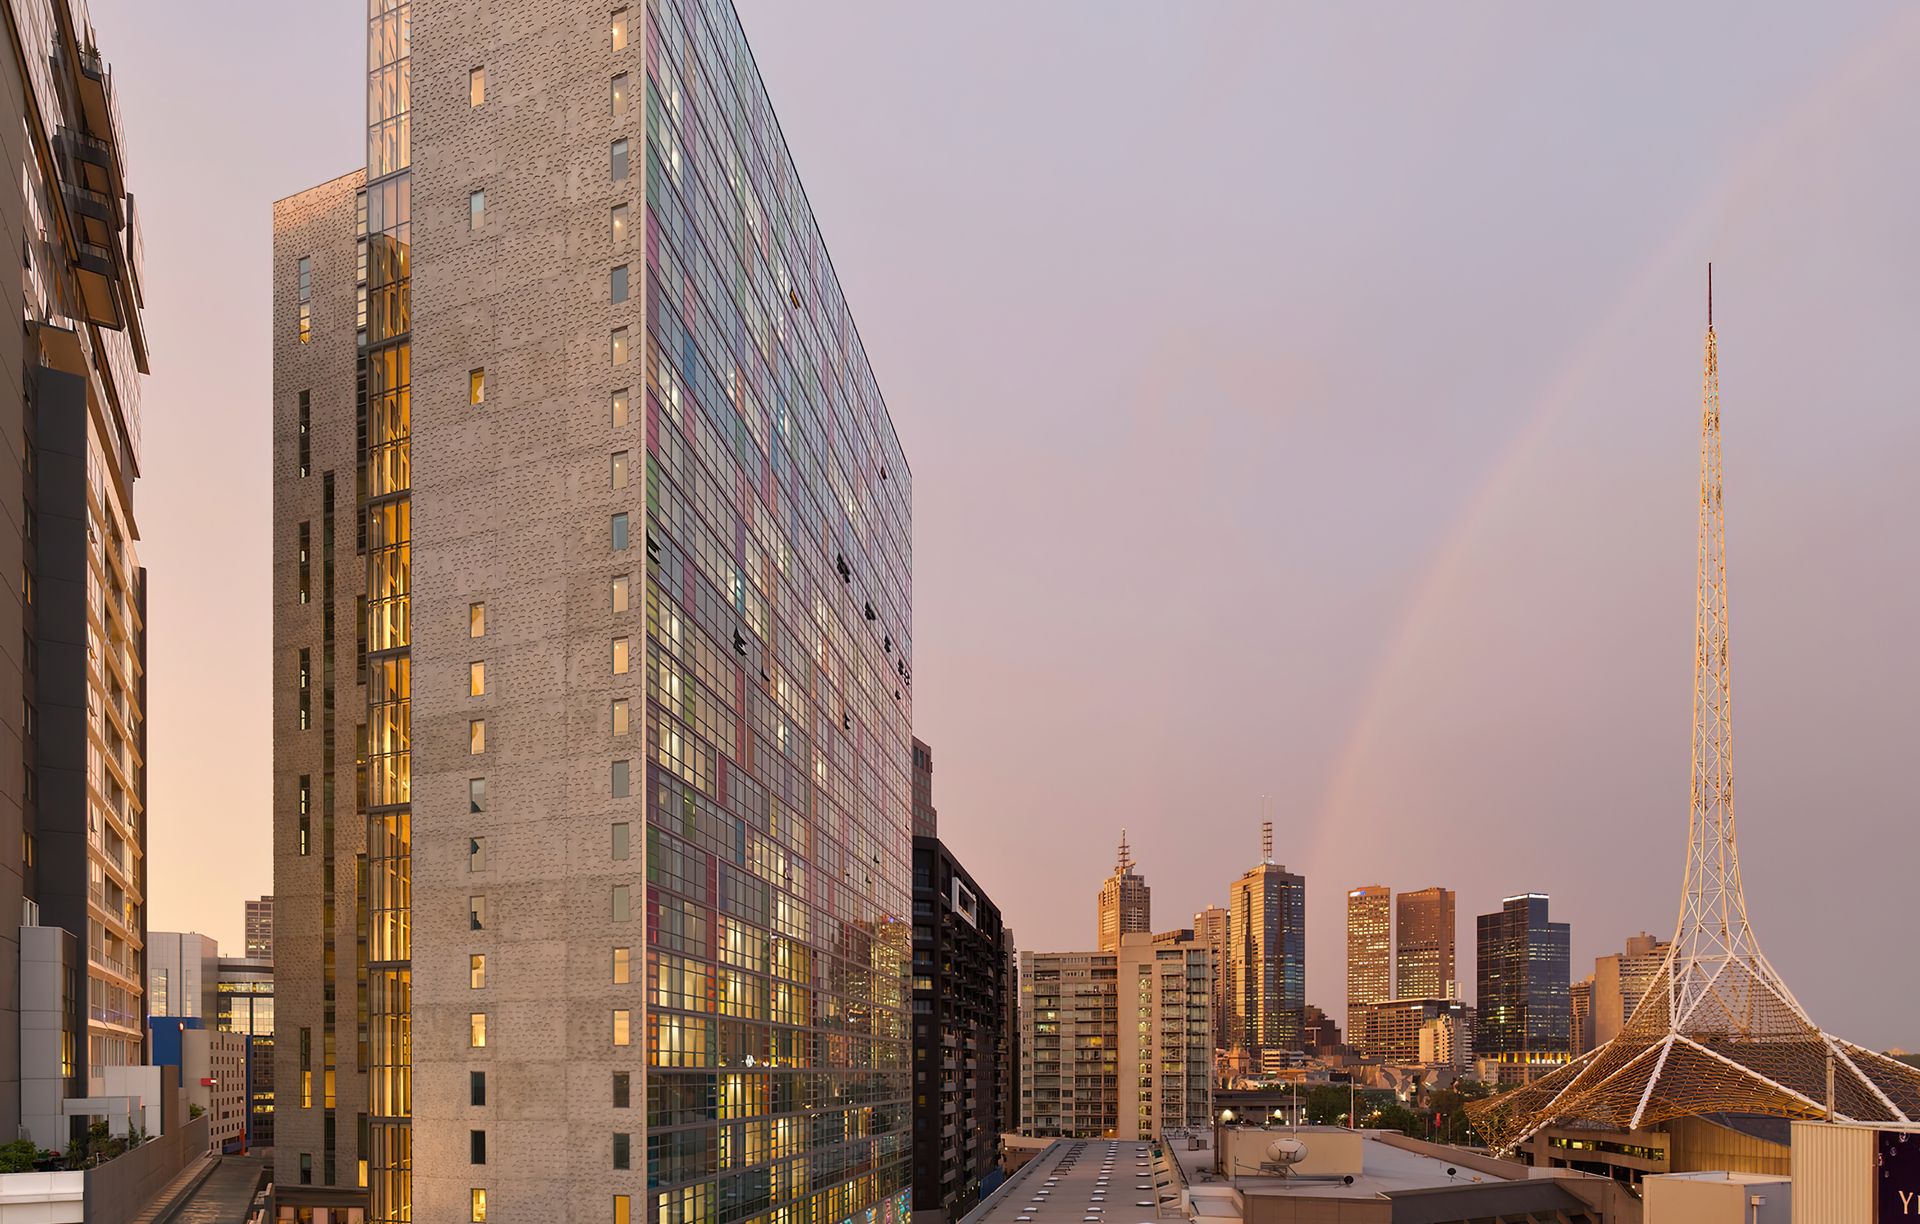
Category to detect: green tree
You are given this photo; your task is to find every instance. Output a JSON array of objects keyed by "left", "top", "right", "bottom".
[{"left": 0, "top": 1138, "right": 39, "bottom": 1173}]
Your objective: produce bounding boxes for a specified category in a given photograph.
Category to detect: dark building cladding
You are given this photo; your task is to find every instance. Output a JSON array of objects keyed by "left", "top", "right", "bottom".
[
  {"left": 912, "top": 835, "right": 1012, "bottom": 1222},
  {"left": 912, "top": 736, "right": 937, "bottom": 839},
  {"left": 1476, "top": 894, "right": 1572, "bottom": 1059}
]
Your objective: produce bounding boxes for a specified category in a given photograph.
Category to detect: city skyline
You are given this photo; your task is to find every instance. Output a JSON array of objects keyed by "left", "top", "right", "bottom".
[{"left": 95, "top": 0, "right": 1920, "bottom": 1052}]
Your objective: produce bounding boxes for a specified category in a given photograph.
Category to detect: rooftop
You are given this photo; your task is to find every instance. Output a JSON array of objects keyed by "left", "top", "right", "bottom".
[{"left": 963, "top": 1139, "right": 1177, "bottom": 1224}]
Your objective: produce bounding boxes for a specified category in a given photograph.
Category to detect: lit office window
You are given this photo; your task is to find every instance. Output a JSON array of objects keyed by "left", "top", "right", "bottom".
[{"left": 469, "top": 67, "right": 485, "bottom": 106}]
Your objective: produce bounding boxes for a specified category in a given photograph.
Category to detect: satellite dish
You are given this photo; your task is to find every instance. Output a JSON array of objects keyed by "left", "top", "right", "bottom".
[{"left": 1265, "top": 1138, "right": 1308, "bottom": 1166}]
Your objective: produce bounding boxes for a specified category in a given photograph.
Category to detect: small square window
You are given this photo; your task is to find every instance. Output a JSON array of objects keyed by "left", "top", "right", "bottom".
[
  {"left": 610, "top": 388, "right": 630, "bottom": 428},
  {"left": 469, "top": 1015, "right": 488, "bottom": 1049},
  {"left": 470, "top": 602, "right": 486, "bottom": 636},
  {"left": 470, "top": 895, "right": 487, "bottom": 930},
  {"left": 610, "top": 264, "right": 629, "bottom": 304},
  {"left": 469, "top": 368, "right": 485, "bottom": 404},
  {"left": 610, "top": 204, "right": 628, "bottom": 244},
  {"left": 471, "top": 954, "right": 487, "bottom": 989},
  {"left": 610, "top": 326, "right": 629, "bottom": 365},
  {"left": 611, "top": 9, "right": 628, "bottom": 51},
  {"left": 611, "top": 822, "right": 630, "bottom": 860},
  {"left": 470, "top": 661, "right": 486, "bottom": 696},
  {"left": 610, "top": 451, "right": 629, "bottom": 489},
  {"left": 470, "top": 1070, "right": 487, "bottom": 1106},
  {"left": 610, "top": 140, "right": 629, "bottom": 182},
  {"left": 611, "top": 74, "right": 628, "bottom": 116},
  {"left": 612, "top": 884, "right": 630, "bottom": 922},
  {"left": 613, "top": 945, "right": 631, "bottom": 983},
  {"left": 611, "top": 575, "right": 630, "bottom": 612},
  {"left": 469, "top": 67, "right": 485, "bottom": 107},
  {"left": 469, "top": 778, "right": 487, "bottom": 814},
  {"left": 471, "top": 1130, "right": 487, "bottom": 1165},
  {"left": 613, "top": 1071, "right": 630, "bottom": 1108},
  {"left": 611, "top": 638, "right": 629, "bottom": 674},
  {"left": 611, "top": 697, "right": 630, "bottom": 735},
  {"left": 612, "top": 1008, "right": 631, "bottom": 1046},
  {"left": 469, "top": 836, "right": 488, "bottom": 871},
  {"left": 611, "top": 513, "right": 629, "bottom": 551},
  {"left": 611, "top": 759, "right": 630, "bottom": 797},
  {"left": 469, "top": 190, "right": 485, "bottom": 229},
  {"left": 470, "top": 719, "right": 486, "bottom": 754}
]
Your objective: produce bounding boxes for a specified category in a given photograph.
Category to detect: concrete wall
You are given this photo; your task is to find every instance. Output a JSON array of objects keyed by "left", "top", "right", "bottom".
[
  {"left": 0, "top": 1171, "right": 84, "bottom": 1224},
  {"left": 79, "top": 1114, "right": 207, "bottom": 1224},
  {"left": 1644, "top": 1174, "right": 1786, "bottom": 1224},
  {"left": 1239, "top": 1194, "right": 1387, "bottom": 1224},
  {"left": 1223, "top": 1127, "right": 1363, "bottom": 1181}
]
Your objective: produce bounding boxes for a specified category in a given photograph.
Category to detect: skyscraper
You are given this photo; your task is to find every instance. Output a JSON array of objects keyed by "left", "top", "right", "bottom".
[
  {"left": 1475, "top": 894, "right": 1572, "bottom": 1076},
  {"left": 1345, "top": 885, "right": 1391, "bottom": 1049},
  {"left": 912, "top": 736, "right": 937, "bottom": 839},
  {"left": 1192, "top": 904, "right": 1229, "bottom": 1052},
  {"left": 1395, "top": 886, "right": 1456, "bottom": 1001},
  {"left": 1590, "top": 932, "right": 1671, "bottom": 1049},
  {"left": 1570, "top": 976, "right": 1594, "bottom": 1055},
  {"left": 1226, "top": 822, "right": 1306, "bottom": 1057},
  {"left": 1095, "top": 830, "right": 1150, "bottom": 952},
  {"left": 1116, "top": 934, "right": 1213, "bottom": 1140},
  {"left": 245, "top": 896, "right": 274, "bottom": 961},
  {"left": 0, "top": 0, "right": 150, "bottom": 1149},
  {"left": 274, "top": 3, "right": 914, "bottom": 1219}
]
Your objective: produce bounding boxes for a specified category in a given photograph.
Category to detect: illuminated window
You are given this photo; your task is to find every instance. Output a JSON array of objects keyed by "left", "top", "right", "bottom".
[
  {"left": 610, "top": 207, "right": 628, "bottom": 250},
  {"left": 470, "top": 719, "right": 485, "bottom": 754},
  {"left": 611, "top": 822, "right": 630, "bottom": 860},
  {"left": 470, "top": 602, "right": 486, "bottom": 636},
  {"left": 611, "top": 760, "right": 630, "bottom": 797},
  {"left": 614, "top": 1197, "right": 631, "bottom": 1224},
  {"left": 610, "top": 450, "right": 628, "bottom": 488},
  {"left": 611, "top": 637, "right": 629, "bottom": 674},
  {"left": 612, "top": 946, "right": 630, "bottom": 984},
  {"left": 471, "top": 1188, "right": 488, "bottom": 1222},
  {"left": 610, "top": 9, "right": 628, "bottom": 51},
  {"left": 611, "top": 697, "right": 630, "bottom": 736},
  {"left": 471, "top": 954, "right": 486, "bottom": 989},
  {"left": 611, "top": 575, "right": 629, "bottom": 611},
  {"left": 469, "top": 368, "right": 485, "bottom": 404},
  {"left": 612, "top": 1009, "right": 631, "bottom": 1046},
  {"left": 612, "top": 884, "right": 630, "bottom": 922},
  {"left": 469, "top": 67, "right": 485, "bottom": 107},
  {"left": 469, "top": 835, "right": 488, "bottom": 871},
  {"left": 470, "top": 661, "right": 486, "bottom": 696},
  {"left": 610, "top": 140, "right": 629, "bottom": 182},
  {"left": 469, "top": 190, "right": 485, "bottom": 229},
  {"left": 610, "top": 326, "right": 629, "bottom": 365},
  {"left": 610, "top": 388, "right": 630, "bottom": 428},
  {"left": 470, "top": 1014, "right": 488, "bottom": 1049},
  {"left": 297, "top": 256, "right": 312, "bottom": 342},
  {"left": 610, "top": 73, "right": 628, "bottom": 116},
  {"left": 610, "top": 264, "right": 629, "bottom": 304}
]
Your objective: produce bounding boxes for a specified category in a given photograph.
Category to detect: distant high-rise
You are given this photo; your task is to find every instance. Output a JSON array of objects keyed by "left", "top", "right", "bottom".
[
  {"left": 147, "top": 932, "right": 219, "bottom": 1020},
  {"left": 1591, "top": 931, "right": 1671, "bottom": 1049},
  {"left": 1475, "top": 894, "right": 1572, "bottom": 1072},
  {"left": 1571, "top": 975, "right": 1595, "bottom": 1055},
  {"left": 1227, "top": 821, "right": 1306, "bottom": 1056},
  {"left": 244, "top": 896, "right": 273, "bottom": 961},
  {"left": 1193, "top": 905, "right": 1230, "bottom": 1053},
  {"left": 1345, "top": 885, "right": 1392, "bottom": 1048},
  {"left": 912, "top": 736, "right": 938, "bottom": 839},
  {"left": 1096, "top": 831, "right": 1151, "bottom": 952},
  {"left": 1396, "top": 886, "right": 1457, "bottom": 1000}
]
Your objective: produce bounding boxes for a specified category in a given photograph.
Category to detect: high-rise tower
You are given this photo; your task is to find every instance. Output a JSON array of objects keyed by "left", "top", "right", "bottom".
[
  {"left": 1096, "top": 830, "right": 1151, "bottom": 952},
  {"left": 1192, "top": 905, "right": 1230, "bottom": 1053},
  {"left": 1470, "top": 272, "right": 1920, "bottom": 1151},
  {"left": 1344, "top": 885, "right": 1391, "bottom": 1049},
  {"left": 275, "top": 3, "right": 916, "bottom": 1218},
  {"left": 1395, "top": 886, "right": 1456, "bottom": 1001},
  {"left": 1226, "top": 821, "right": 1306, "bottom": 1056}
]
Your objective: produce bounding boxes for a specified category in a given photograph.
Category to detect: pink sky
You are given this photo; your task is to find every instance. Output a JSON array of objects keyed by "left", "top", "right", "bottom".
[{"left": 97, "top": 1, "right": 1920, "bottom": 1047}]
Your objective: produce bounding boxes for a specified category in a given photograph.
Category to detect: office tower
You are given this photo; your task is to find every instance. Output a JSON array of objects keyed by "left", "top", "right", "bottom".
[
  {"left": 1299, "top": 1003, "right": 1342, "bottom": 1057},
  {"left": 216, "top": 954, "right": 276, "bottom": 1151},
  {"left": 0, "top": 0, "right": 150, "bottom": 1147},
  {"left": 1192, "top": 905, "right": 1229, "bottom": 1054},
  {"left": 1475, "top": 894, "right": 1572, "bottom": 1072},
  {"left": 1590, "top": 932, "right": 1671, "bottom": 1048},
  {"left": 273, "top": 3, "right": 915, "bottom": 1219},
  {"left": 1345, "top": 885, "right": 1391, "bottom": 1049},
  {"left": 1351, "top": 997, "right": 1473, "bottom": 1065},
  {"left": 1116, "top": 933, "right": 1212, "bottom": 1140},
  {"left": 911, "top": 834, "right": 1011, "bottom": 1223},
  {"left": 245, "top": 896, "right": 274, "bottom": 960},
  {"left": 1227, "top": 822, "right": 1306, "bottom": 1056},
  {"left": 1020, "top": 951, "right": 1118, "bottom": 1137},
  {"left": 1417, "top": 1011, "right": 1470, "bottom": 1070},
  {"left": 912, "top": 736, "right": 937, "bottom": 839},
  {"left": 147, "top": 931, "right": 219, "bottom": 1020},
  {"left": 1570, "top": 975, "right": 1594, "bottom": 1055},
  {"left": 1095, "top": 831, "right": 1151, "bottom": 952},
  {"left": 1395, "top": 886, "right": 1456, "bottom": 1001}
]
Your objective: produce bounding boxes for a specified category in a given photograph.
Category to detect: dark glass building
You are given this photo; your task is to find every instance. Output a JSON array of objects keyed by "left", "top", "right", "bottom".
[
  {"left": 912, "top": 835, "right": 1011, "bottom": 1222},
  {"left": 1475, "top": 893, "right": 1572, "bottom": 1067}
]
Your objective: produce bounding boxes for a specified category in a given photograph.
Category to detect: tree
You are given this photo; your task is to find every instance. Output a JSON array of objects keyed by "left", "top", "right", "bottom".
[
  {"left": 1427, "top": 1079, "right": 1492, "bottom": 1145},
  {"left": 0, "top": 1138, "right": 39, "bottom": 1173}
]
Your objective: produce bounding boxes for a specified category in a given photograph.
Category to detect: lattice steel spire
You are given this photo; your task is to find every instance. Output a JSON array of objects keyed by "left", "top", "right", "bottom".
[{"left": 1467, "top": 270, "right": 1920, "bottom": 1153}]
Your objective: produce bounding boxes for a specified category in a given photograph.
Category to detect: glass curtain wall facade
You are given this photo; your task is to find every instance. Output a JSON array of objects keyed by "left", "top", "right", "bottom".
[
  {"left": 1226, "top": 862, "right": 1305, "bottom": 1058},
  {"left": 1474, "top": 894, "right": 1572, "bottom": 1067}
]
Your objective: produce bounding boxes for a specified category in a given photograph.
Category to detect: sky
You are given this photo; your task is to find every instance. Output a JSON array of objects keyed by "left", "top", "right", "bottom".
[{"left": 94, "top": 2, "right": 1920, "bottom": 1048}]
